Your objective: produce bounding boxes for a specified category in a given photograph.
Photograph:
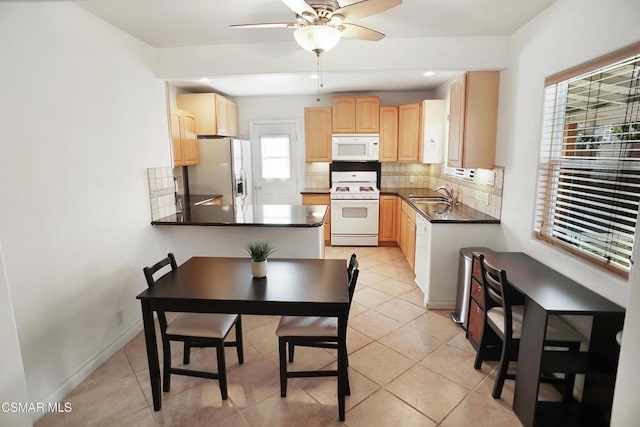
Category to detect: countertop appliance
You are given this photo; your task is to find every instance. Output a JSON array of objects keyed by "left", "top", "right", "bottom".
[
  {"left": 332, "top": 134, "right": 379, "bottom": 161},
  {"left": 330, "top": 171, "right": 380, "bottom": 246},
  {"left": 187, "top": 138, "right": 252, "bottom": 205}
]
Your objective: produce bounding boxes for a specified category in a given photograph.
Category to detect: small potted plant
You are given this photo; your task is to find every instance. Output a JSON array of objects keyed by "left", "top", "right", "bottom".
[{"left": 245, "top": 241, "right": 276, "bottom": 278}]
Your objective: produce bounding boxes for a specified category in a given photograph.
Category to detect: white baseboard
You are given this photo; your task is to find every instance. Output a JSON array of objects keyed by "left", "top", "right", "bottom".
[
  {"left": 33, "top": 320, "right": 144, "bottom": 421},
  {"left": 425, "top": 299, "right": 456, "bottom": 310}
]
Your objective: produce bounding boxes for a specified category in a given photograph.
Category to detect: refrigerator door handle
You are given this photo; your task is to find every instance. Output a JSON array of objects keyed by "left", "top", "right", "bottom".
[{"left": 241, "top": 169, "right": 247, "bottom": 200}]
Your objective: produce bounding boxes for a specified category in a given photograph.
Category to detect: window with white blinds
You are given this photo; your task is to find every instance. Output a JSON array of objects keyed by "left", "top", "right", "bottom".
[{"left": 534, "top": 48, "right": 640, "bottom": 276}]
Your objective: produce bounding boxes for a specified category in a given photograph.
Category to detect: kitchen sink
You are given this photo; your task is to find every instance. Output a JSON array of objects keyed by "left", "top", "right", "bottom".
[
  {"left": 413, "top": 201, "right": 453, "bottom": 216},
  {"left": 409, "top": 196, "right": 451, "bottom": 204}
]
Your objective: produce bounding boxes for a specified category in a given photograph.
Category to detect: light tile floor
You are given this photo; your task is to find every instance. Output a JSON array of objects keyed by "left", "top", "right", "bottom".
[{"left": 36, "top": 246, "right": 549, "bottom": 427}]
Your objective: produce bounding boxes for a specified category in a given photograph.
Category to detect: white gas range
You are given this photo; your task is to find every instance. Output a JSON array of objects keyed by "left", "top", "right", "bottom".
[{"left": 330, "top": 171, "right": 380, "bottom": 246}]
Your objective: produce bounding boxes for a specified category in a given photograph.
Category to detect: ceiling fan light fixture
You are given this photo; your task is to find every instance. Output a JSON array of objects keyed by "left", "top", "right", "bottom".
[
  {"left": 294, "top": 25, "right": 342, "bottom": 55},
  {"left": 329, "top": 14, "right": 344, "bottom": 25}
]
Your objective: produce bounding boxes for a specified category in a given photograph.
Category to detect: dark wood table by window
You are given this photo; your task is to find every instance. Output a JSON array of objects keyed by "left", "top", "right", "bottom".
[
  {"left": 136, "top": 257, "right": 350, "bottom": 420},
  {"left": 481, "top": 252, "right": 625, "bottom": 427}
]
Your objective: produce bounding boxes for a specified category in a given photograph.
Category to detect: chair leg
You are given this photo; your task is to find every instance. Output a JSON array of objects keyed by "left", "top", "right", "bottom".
[
  {"left": 161, "top": 337, "right": 172, "bottom": 393},
  {"left": 563, "top": 342, "right": 580, "bottom": 401},
  {"left": 344, "top": 347, "right": 351, "bottom": 396},
  {"left": 216, "top": 341, "right": 228, "bottom": 400},
  {"left": 492, "top": 341, "right": 511, "bottom": 399},
  {"left": 235, "top": 316, "right": 244, "bottom": 364},
  {"left": 474, "top": 329, "right": 488, "bottom": 370},
  {"left": 288, "top": 342, "right": 295, "bottom": 363},
  {"left": 183, "top": 342, "right": 191, "bottom": 365},
  {"left": 279, "top": 338, "right": 288, "bottom": 397}
]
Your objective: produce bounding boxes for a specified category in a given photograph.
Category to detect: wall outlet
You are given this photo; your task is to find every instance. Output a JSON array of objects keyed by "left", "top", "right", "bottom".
[
  {"left": 409, "top": 175, "right": 416, "bottom": 184},
  {"left": 115, "top": 310, "right": 124, "bottom": 326}
]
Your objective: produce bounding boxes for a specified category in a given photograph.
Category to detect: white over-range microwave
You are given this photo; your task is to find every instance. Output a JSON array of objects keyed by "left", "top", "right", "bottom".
[{"left": 332, "top": 134, "right": 379, "bottom": 161}]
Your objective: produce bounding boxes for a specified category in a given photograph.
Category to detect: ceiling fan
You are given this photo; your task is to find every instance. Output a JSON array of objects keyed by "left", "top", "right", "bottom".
[{"left": 230, "top": 0, "right": 402, "bottom": 56}]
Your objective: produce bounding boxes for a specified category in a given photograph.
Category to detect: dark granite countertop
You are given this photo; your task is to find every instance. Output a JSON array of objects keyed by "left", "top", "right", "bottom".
[
  {"left": 381, "top": 187, "right": 500, "bottom": 224},
  {"left": 300, "top": 188, "right": 330, "bottom": 195},
  {"left": 152, "top": 204, "right": 328, "bottom": 227}
]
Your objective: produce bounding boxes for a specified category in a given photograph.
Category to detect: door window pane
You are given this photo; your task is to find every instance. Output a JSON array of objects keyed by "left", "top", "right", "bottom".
[{"left": 261, "top": 135, "right": 291, "bottom": 179}]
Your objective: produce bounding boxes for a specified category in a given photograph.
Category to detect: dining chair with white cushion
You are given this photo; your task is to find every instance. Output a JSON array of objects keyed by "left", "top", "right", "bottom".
[
  {"left": 276, "top": 254, "right": 358, "bottom": 397},
  {"left": 143, "top": 253, "right": 244, "bottom": 400}
]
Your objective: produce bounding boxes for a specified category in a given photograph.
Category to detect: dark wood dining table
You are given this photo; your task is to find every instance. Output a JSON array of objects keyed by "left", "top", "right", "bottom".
[
  {"left": 480, "top": 252, "right": 625, "bottom": 427},
  {"left": 136, "top": 256, "right": 350, "bottom": 420}
]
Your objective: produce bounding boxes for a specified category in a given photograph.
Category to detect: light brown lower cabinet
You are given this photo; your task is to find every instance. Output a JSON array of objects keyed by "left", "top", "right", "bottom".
[
  {"left": 399, "top": 200, "right": 417, "bottom": 269},
  {"left": 301, "top": 194, "right": 331, "bottom": 244},
  {"left": 378, "top": 195, "right": 398, "bottom": 243},
  {"left": 379, "top": 195, "right": 417, "bottom": 269}
]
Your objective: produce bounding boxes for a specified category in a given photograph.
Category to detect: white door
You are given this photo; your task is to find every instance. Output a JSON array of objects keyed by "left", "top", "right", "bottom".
[{"left": 250, "top": 121, "right": 301, "bottom": 204}]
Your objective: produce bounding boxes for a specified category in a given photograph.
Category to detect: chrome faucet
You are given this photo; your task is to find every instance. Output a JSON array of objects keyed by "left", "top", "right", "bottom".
[{"left": 436, "top": 184, "right": 455, "bottom": 205}]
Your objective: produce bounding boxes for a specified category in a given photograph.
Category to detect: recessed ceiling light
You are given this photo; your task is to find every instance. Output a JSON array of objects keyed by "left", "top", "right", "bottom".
[
  {"left": 199, "top": 77, "right": 210, "bottom": 82},
  {"left": 422, "top": 71, "right": 436, "bottom": 77}
]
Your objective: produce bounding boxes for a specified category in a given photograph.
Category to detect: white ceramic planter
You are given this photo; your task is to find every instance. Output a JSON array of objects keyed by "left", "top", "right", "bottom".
[{"left": 251, "top": 260, "right": 267, "bottom": 278}]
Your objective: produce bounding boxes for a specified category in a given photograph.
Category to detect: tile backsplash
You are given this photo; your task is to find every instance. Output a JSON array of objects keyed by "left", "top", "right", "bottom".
[
  {"left": 304, "top": 162, "right": 330, "bottom": 189},
  {"left": 147, "top": 167, "right": 177, "bottom": 220},
  {"left": 304, "top": 161, "right": 504, "bottom": 219},
  {"left": 430, "top": 165, "right": 504, "bottom": 219},
  {"left": 380, "top": 163, "right": 431, "bottom": 188}
]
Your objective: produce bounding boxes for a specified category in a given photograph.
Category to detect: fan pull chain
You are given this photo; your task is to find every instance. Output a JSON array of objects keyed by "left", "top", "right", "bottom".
[{"left": 316, "top": 52, "right": 321, "bottom": 102}]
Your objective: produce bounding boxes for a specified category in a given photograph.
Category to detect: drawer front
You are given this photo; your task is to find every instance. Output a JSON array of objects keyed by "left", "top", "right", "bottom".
[
  {"left": 467, "top": 299, "right": 484, "bottom": 348},
  {"left": 470, "top": 277, "right": 484, "bottom": 307}
]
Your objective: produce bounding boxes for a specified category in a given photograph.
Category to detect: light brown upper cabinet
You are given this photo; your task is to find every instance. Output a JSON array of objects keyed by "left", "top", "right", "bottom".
[
  {"left": 226, "top": 99, "right": 238, "bottom": 138},
  {"left": 447, "top": 71, "right": 499, "bottom": 169},
  {"left": 397, "top": 102, "right": 421, "bottom": 162},
  {"left": 170, "top": 109, "right": 199, "bottom": 167},
  {"left": 332, "top": 96, "right": 380, "bottom": 133},
  {"left": 379, "top": 105, "right": 399, "bottom": 162},
  {"left": 304, "top": 107, "right": 332, "bottom": 162},
  {"left": 176, "top": 93, "right": 239, "bottom": 137}
]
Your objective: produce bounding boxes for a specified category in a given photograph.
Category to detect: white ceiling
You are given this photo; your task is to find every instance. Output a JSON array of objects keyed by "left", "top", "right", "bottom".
[{"left": 76, "top": 0, "right": 556, "bottom": 96}]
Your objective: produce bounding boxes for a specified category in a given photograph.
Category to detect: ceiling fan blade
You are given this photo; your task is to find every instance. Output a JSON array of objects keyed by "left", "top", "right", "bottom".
[
  {"left": 338, "top": 23, "right": 385, "bottom": 41},
  {"left": 230, "top": 22, "right": 298, "bottom": 29},
  {"left": 282, "top": 0, "right": 318, "bottom": 21},
  {"left": 334, "top": 0, "right": 402, "bottom": 21}
]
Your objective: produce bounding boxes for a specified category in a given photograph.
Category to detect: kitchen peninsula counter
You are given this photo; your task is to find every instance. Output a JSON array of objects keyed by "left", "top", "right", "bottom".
[
  {"left": 151, "top": 204, "right": 327, "bottom": 260},
  {"left": 152, "top": 204, "right": 327, "bottom": 227}
]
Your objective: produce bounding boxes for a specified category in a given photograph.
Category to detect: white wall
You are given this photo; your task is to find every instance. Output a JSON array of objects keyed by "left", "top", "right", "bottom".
[
  {"left": 495, "top": 0, "right": 640, "bottom": 424},
  {"left": 0, "top": 1, "right": 173, "bottom": 414},
  {"left": 0, "top": 244, "right": 30, "bottom": 427}
]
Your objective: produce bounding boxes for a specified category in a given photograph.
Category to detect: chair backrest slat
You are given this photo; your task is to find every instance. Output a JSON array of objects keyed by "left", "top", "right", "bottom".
[{"left": 143, "top": 253, "right": 177, "bottom": 289}]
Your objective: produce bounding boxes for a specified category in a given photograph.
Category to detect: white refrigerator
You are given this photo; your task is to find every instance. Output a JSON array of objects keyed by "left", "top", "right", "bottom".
[{"left": 187, "top": 138, "right": 253, "bottom": 205}]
